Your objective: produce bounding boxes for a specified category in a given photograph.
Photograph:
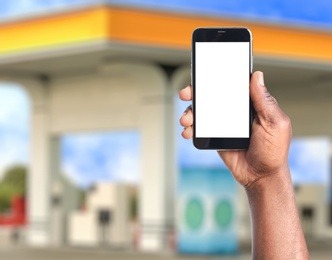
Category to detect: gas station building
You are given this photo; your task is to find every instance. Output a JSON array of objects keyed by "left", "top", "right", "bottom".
[{"left": 0, "top": 3, "right": 332, "bottom": 251}]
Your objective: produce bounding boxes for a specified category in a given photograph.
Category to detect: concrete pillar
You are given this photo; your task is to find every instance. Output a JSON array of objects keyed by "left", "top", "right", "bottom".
[
  {"left": 139, "top": 64, "right": 175, "bottom": 251},
  {"left": 49, "top": 178, "right": 65, "bottom": 246},
  {"left": 48, "top": 136, "right": 66, "bottom": 246},
  {"left": 139, "top": 96, "right": 167, "bottom": 250},
  {"left": 23, "top": 78, "right": 52, "bottom": 245},
  {"left": 14, "top": 76, "right": 81, "bottom": 246}
]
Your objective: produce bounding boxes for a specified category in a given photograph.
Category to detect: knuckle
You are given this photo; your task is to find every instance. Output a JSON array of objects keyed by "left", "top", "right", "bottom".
[
  {"left": 179, "top": 116, "right": 184, "bottom": 126},
  {"left": 264, "top": 90, "right": 276, "bottom": 105},
  {"left": 181, "top": 129, "right": 187, "bottom": 138},
  {"left": 181, "top": 129, "right": 191, "bottom": 139},
  {"left": 180, "top": 113, "right": 193, "bottom": 127},
  {"left": 180, "top": 116, "right": 188, "bottom": 126},
  {"left": 279, "top": 114, "right": 291, "bottom": 130}
]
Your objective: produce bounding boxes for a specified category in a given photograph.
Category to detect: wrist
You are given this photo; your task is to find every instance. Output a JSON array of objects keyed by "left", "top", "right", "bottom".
[
  {"left": 244, "top": 166, "right": 309, "bottom": 259},
  {"left": 245, "top": 166, "right": 293, "bottom": 201}
]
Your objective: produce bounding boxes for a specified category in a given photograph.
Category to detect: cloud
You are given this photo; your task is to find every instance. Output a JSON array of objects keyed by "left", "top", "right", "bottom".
[
  {"left": 106, "top": 150, "right": 140, "bottom": 184},
  {"left": 289, "top": 137, "right": 330, "bottom": 185},
  {"left": 0, "top": 0, "right": 98, "bottom": 18},
  {"left": 0, "top": 83, "right": 30, "bottom": 177},
  {"left": 0, "top": 85, "right": 30, "bottom": 129},
  {"left": 0, "top": 134, "right": 29, "bottom": 175},
  {"left": 61, "top": 132, "right": 140, "bottom": 188}
]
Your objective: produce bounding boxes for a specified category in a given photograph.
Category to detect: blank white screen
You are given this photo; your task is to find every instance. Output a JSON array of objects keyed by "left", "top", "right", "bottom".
[{"left": 195, "top": 42, "right": 249, "bottom": 138}]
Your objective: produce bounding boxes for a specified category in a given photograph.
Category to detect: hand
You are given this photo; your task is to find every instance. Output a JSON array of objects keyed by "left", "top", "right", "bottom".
[{"left": 179, "top": 71, "right": 292, "bottom": 189}]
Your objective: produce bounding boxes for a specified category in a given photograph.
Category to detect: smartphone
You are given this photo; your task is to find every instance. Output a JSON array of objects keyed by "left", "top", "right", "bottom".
[{"left": 192, "top": 27, "right": 253, "bottom": 150}]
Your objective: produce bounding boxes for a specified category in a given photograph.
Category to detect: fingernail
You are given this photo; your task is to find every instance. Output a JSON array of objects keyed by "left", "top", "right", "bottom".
[{"left": 258, "top": 71, "right": 265, "bottom": 86}]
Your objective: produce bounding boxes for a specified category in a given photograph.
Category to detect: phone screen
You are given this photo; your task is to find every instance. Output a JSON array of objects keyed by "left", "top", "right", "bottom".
[{"left": 195, "top": 42, "right": 250, "bottom": 138}]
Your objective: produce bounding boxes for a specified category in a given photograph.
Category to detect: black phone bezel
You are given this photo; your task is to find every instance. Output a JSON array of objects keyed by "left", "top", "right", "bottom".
[{"left": 192, "top": 27, "right": 253, "bottom": 150}]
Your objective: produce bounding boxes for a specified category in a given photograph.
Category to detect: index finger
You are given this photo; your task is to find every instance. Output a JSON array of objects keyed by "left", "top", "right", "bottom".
[{"left": 179, "top": 85, "right": 192, "bottom": 101}]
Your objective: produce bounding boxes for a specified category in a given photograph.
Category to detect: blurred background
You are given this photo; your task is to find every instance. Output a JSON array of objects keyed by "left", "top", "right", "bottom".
[{"left": 0, "top": 0, "right": 332, "bottom": 259}]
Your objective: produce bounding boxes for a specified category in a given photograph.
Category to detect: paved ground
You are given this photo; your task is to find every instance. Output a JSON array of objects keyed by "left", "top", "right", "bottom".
[
  {"left": 0, "top": 245, "right": 332, "bottom": 260},
  {"left": 0, "top": 247, "right": 250, "bottom": 260}
]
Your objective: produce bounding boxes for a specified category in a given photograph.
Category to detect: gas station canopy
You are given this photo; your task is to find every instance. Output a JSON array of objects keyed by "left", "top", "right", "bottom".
[{"left": 1, "top": 5, "right": 332, "bottom": 73}]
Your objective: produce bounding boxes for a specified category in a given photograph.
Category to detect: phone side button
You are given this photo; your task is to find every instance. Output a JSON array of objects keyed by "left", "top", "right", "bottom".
[{"left": 191, "top": 63, "right": 193, "bottom": 85}]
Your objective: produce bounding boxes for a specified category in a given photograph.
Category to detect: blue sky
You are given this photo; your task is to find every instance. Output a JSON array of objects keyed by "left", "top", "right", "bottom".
[
  {"left": 61, "top": 132, "right": 140, "bottom": 188},
  {"left": 0, "top": 0, "right": 331, "bottom": 187},
  {"left": 1, "top": 0, "right": 332, "bottom": 29},
  {"left": 0, "top": 84, "right": 30, "bottom": 175},
  {"left": 289, "top": 137, "right": 330, "bottom": 185}
]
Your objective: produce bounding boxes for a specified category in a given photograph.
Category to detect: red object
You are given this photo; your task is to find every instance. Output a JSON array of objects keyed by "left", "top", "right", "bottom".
[
  {"left": 0, "top": 196, "right": 27, "bottom": 226},
  {"left": 169, "top": 229, "right": 177, "bottom": 252}
]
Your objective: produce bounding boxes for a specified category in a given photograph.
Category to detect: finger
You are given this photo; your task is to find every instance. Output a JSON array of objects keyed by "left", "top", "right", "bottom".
[
  {"left": 180, "top": 107, "right": 193, "bottom": 127},
  {"left": 181, "top": 126, "right": 193, "bottom": 139},
  {"left": 250, "top": 71, "right": 282, "bottom": 124},
  {"left": 179, "top": 85, "right": 192, "bottom": 101}
]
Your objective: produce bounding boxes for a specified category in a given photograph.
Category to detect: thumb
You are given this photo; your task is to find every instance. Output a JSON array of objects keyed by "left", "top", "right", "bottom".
[{"left": 250, "top": 71, "right": 281, "bottom": 124}]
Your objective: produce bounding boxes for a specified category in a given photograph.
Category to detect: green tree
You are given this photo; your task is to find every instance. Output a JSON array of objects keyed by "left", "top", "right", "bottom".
[
  {"left": 0, "top": 165, "right": 26, "bottom": 213},
  {"left": 129, "top": 192, "right": 138, "bottom": 221}
]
